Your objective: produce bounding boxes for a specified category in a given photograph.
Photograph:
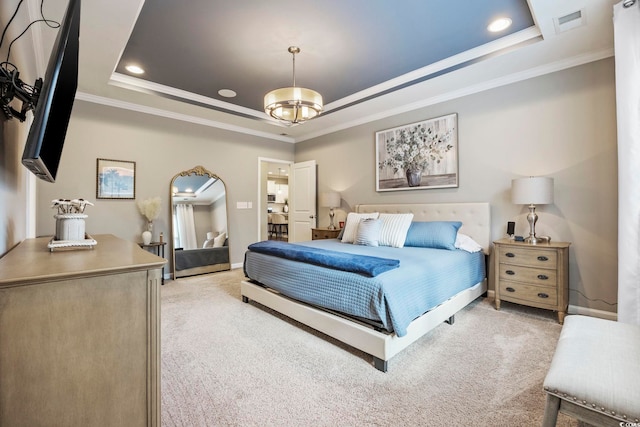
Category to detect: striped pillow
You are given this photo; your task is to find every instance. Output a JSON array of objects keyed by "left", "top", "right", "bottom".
[
  {"left": 377, "top": 213, "right": 414, "bottom": 247},
  {"left": 354, "top": 218, "right": 382, "bottom": 246},
  {"left": 341, "top": 212, "right": 379, "bottom": 243}
]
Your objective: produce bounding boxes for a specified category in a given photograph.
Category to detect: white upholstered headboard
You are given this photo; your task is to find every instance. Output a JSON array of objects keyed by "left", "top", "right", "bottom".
[{"left": 355, "top": 203, "right": 491, "bottom": 254}]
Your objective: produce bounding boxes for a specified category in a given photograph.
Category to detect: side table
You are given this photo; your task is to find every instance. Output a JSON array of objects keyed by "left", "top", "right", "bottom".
[
  {"left": 139, "top": 241, "right": 167, "bottom": 284},
  {"left": 493, "top": 238, "right": 570, "bottom": 323}
]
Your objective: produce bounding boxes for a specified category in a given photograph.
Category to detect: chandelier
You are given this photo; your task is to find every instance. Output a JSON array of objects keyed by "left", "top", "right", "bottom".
[{"left": 264, "top": 46, "right": 323, "bottom": 124}]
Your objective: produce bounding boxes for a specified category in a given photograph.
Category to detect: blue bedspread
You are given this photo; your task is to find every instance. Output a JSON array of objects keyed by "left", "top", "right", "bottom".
[
  {"left": 247, "top": 240, "right": 399, "bottom": 277},
  {"left": 244, "top": 239, "right": 486, "bottom": 337}
]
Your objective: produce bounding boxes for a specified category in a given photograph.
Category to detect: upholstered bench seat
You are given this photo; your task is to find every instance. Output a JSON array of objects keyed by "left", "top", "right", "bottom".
[{"left": 542, "top": 315, "right": 640, "bottom": 426}]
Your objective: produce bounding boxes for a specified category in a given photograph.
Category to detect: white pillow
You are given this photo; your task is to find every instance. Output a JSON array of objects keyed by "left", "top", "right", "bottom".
[
  {"left": 213, "top": 232, "right": 226, "bottom": 247},
  {"left": 377, "top": 213, "right": 414, "bottom": 248},
  {"left": 455, "top": 233, "right": 483, "bottom": 253},
  {"left": 354, "top": 218, "right": 382, "bottom": 246},
  {"left": 341, "top": 212, "right": 379, "bottom": 243},
  {"left": 202, "top": 239, "right": 214, "bottom": 248}
]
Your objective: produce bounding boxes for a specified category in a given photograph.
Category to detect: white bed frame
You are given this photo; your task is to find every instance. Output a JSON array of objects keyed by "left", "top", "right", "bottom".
[{"left": 241, "top": 202, "right": 491, "bottom": 372}]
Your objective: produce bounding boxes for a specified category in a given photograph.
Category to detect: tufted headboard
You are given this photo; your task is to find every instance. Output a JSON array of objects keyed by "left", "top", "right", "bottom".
[{"left": 355, "top": 202, "right": 491, "bottom": 254}]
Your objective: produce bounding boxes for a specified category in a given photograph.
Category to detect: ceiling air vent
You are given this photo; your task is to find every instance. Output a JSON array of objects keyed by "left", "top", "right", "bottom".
[{"left": 554, "top": 9, "right": 586, "bottom": 34}]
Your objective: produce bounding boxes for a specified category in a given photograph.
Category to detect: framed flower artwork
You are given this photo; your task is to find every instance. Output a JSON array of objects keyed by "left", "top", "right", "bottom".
[{"left": 376, "top": 113, "right": 458, "bottom": 191}]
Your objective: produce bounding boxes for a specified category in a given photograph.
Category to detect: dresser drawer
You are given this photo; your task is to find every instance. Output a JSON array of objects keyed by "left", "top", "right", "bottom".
[
  {"left": 499, "top": 281, "right": 558, "bottom": 306},
  {"left": 499, "top": 264, "right": 557, "bottom": 286},
  {"left": 498, "top": 246, "right": 557, "bottom": 268}
]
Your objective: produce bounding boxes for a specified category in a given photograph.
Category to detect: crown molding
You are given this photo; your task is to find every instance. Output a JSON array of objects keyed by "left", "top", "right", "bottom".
[{"left": 76, "top": 47, "right": 613, "bottom": 144}]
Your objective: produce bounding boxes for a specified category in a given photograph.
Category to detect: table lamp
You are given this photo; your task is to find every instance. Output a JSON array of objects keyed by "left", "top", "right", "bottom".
[
  {"left": 319, "top": 191, "right": 341, "bottom": 230},
  {"left": 511, "top": 176, "right": 554, "bottom": 244}
]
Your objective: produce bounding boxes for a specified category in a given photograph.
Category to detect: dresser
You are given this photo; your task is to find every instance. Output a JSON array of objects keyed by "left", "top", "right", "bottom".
[
  {"left": 493, "top": 239, "right": 570, "bottom": 324},
  {"left": 312, "top": 227, "right": 341, "bottom": 240},
  {"left": 0, "top": 234, "right": 165, "bottom": 426}
]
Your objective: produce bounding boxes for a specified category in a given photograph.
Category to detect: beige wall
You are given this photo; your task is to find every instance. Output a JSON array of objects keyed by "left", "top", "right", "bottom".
[
  {"left": 35, "top": 101, "right": 294, "bottom": 266},
  {"left": 296, "top": 58, "right": 618, "bottom": 314},
  {"left": 0, "top": 3, "right": 37, "bottom": 256}
]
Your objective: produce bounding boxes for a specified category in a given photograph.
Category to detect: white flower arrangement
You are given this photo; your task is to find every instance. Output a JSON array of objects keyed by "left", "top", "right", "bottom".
[
  {"left": 378, "top": 124, "right": 454, "bottom": 174},
  {"left": 137, "top": 197, "right": 161, "bottom": 222},
  {"left": 51, "top": 198, "right": 94, "bottom": 214}
]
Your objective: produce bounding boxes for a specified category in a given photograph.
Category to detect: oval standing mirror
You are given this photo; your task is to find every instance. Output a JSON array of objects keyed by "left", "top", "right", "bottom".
[{"left": 171, "top": 165, "right": 229, "bottom": 279}]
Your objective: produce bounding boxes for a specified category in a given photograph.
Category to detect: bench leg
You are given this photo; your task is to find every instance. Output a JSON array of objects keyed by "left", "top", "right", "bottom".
[{"left": 542, "top": 394, "right": 560, "bottom": 427}]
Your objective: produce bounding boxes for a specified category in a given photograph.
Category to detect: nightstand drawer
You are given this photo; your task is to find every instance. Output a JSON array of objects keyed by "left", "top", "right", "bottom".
[
  {"left": 499, "top": 247, "right": 557, "bottom": 268},
  {"left": 312, "top": 228, "right": 341, "bottom": 240},
  {"left": 499, "top": 264, "right": 557, "bottom": 286},
  {"left": 499, "top": 281, "right": 558, "bottom": 306}
]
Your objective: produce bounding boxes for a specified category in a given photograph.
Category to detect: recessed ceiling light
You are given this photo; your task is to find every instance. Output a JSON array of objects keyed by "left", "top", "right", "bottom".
[
  {"left": 218, "top": 89, "right": 237, "bottom": 98},
  {"left": 125, "top": 64, "right": 145, "bottom": 74},
  {"left": 488, "top": 17, "right": 512, "bottom": 32}
]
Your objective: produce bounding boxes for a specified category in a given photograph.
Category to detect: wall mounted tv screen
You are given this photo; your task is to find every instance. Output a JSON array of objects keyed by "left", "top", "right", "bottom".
[{"left": 21, "top": 0, "right": 80, "bottom": 183}]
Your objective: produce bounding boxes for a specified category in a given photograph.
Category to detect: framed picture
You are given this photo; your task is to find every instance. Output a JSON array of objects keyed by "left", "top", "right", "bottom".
[
  {"left": 96, "top": 158, "right": 136, "bottom": 199},
  {"left": 376, "top": 113, "right": 458, "bottom": 191}
]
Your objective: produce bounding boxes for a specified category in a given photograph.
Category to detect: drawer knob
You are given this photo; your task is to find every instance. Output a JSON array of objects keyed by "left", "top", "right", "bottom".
[
  {"left": 505, "top": 270, "right": 515, "bottom": 275},
  {"left": 537, "top": 274, "right": 549, "bottom": 280},
  {"left": 537, "top": 293, "right": 549, "bottom": 299},
  {"left": 537, "top": 256, "right": 549, "bottom": 261},
  {"left": 505, "top": 252, "right": 515, "bottom": 258},
  {"left": 506, "top": 287, "right": 516, "bottom": 293}
]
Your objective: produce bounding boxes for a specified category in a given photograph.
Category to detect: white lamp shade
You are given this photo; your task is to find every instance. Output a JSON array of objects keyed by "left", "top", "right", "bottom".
[
  {"left": 319, "top": 191, "right": 340, "bottom": 208},
  {"left": 511, "top": 177, "right": 554, "bottom": 205}
]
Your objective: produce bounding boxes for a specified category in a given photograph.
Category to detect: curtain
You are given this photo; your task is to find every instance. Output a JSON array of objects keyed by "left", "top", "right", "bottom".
[
  {"left": 615, "top": 0, "right": 640, "bottom": 325},
  {"left": 174, "top": 204, "right": 198, "bottom": 250}
]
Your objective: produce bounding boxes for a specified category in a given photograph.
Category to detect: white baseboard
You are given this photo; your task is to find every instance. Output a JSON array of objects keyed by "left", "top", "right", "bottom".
[
  {"left": 568, "top": 304, "right": 617, "bottom": 321},
  {"left": 231, "top": 262, "right": 244, "bottom": 270}
]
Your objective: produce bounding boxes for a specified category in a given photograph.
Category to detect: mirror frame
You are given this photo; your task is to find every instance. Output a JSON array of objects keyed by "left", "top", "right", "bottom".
[{"left": 170, "top": 165, "right": 230, "bottom": 279}]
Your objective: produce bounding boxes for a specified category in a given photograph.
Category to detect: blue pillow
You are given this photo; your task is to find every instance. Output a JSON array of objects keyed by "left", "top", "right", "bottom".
[
  {"left": 404, "top": 221, "right": 462, "bottom": 250},
  {"left": 354, "top": 218, "right": 382, "bottom": 246}
]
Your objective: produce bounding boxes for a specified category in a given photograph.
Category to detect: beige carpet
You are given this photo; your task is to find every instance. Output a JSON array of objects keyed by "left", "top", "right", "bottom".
[{"left": 161, "top": 269, "right": 578, "bottom": 427}]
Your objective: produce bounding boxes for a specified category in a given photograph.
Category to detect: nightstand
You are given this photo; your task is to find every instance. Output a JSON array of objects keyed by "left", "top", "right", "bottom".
[
  {"left": 312, "top": 228, "right": 341, "bottom": 240},
  {"left": 493, "top": 238, "right": 570, "bottom": 324}
]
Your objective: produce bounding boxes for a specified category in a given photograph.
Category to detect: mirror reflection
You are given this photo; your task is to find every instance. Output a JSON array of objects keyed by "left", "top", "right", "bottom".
[{"left": 171, "top": 166, "right": 229, "bottom": 279}]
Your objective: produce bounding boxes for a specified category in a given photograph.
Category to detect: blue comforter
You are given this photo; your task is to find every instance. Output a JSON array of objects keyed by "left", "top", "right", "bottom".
[
  {"left": 247, "top": 240, "right": 399, "bottom": 277},
  {"left": 244, "top": 239, "right": 486, "bottom": 337}
]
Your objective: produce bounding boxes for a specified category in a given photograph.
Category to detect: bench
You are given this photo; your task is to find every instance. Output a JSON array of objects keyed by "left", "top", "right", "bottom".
[{"left": 542, "top": 315, "right": 640, "bottom": 426}]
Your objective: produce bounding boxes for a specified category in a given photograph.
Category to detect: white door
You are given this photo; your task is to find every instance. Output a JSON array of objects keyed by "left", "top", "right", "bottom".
[{"left": 289, "top": 160, "right": 316, "bottom": 242}]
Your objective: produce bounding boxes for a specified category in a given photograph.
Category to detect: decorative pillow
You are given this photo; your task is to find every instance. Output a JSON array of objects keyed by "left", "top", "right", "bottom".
[
  {"left": 341, "top": 212, "right": 379, "bottom": 243},
  {"left": 202, "top": 239, "right": 214, "bottom": 248},
  {"left": 213, "top": 232, "right": 226, "bottom": 247},
  {"left": 455, "top": 233, "right": 483, "bottom": 253},
  {"left": 354, "top": 218, "right": 382, "bottom": 246},
  {"left": 404, "top": 221, "right": 462, "bottom": 250},
  {"left": 377, "top": 213, "right": 414, "bottom": 247}
]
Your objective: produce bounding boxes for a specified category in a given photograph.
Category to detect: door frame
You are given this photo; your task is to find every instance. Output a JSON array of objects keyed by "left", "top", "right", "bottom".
[{"left": 257, "top": 157, "right": 293, "bottom": 242}]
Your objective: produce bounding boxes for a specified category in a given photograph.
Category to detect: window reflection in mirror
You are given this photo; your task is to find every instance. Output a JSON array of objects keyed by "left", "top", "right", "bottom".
[{"left": 170, "top": 166, "right": 229, "bottom": 279}]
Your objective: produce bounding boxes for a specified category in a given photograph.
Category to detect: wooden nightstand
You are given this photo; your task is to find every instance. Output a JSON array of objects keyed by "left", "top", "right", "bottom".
[
  {"left": 493, "top": 238, "right": 570, "bottom": 324},
  {"left": 312, "top": 228, "right": 341, "bottom": 240}
]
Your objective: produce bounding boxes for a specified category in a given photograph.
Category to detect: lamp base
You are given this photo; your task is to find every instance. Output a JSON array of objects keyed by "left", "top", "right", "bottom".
[
  {"left": 524, "top": 204, "right": 551, "bottom": 245},
  {"left": 328, "top": 209, "right": 336, "bottom": 230}
]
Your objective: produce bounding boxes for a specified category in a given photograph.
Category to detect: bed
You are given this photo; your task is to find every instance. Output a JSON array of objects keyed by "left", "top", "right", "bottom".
[
  {"left": 241, "top": 202, "right": 490, "bottom": 371},
  {"left": 174, "top": 245, "right": 230, "bottom": 278}
]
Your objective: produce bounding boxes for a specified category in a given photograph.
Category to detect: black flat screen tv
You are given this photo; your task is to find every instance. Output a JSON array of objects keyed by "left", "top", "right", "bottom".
[{"left": 21, "top": 0, "right": 80, "bottom": 183}]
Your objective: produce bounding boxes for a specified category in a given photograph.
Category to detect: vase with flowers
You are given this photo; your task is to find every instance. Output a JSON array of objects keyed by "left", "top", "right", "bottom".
[
  {"left": 378, "top": 123, "right": 454, "bottom": 187},
  {"left": 137, "top": 197, "right": 161, "bottom": 245}
]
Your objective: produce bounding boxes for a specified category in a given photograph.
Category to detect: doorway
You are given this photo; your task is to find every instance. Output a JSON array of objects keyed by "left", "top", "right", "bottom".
[{"left": 258, "top": 158, "right": 291, "bottom": 242}]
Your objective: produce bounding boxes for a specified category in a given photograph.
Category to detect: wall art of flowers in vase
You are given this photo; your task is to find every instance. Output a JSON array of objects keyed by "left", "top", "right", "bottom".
[
  {"left": 376, "top": 113, "right": 458, "bottom": 191},
  {"left": 137, "top": 196, "right": 161, "bottom": 245}
]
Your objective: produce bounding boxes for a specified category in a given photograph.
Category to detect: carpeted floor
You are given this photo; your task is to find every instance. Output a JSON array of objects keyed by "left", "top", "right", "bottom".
[{"left": 161, "top": 269, "right": 578, "bottom": 426}]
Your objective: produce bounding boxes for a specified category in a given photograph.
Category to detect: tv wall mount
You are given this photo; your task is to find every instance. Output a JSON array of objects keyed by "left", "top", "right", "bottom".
[{"left": 0, "top": 65, "right": 42, "bottom": 122}]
